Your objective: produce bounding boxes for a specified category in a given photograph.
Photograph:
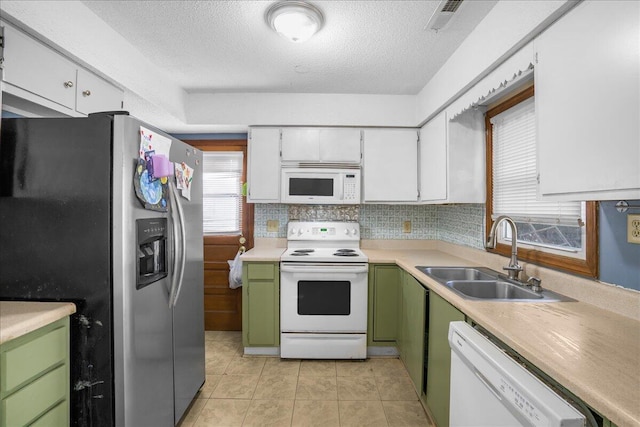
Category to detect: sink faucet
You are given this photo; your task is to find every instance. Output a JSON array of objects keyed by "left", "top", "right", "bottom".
[{"left": 486, "top": 215, "right": 523, "bottom": 281}]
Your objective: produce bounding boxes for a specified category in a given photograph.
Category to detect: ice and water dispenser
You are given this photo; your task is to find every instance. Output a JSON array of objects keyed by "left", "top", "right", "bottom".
[{"left": 136, "top": 218, "right": 168, "bottom": 289}]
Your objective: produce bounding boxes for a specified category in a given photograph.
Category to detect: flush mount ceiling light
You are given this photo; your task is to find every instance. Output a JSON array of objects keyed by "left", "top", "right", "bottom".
[{"left": 265, "top": 1, "right": 324, "bottom": 43}]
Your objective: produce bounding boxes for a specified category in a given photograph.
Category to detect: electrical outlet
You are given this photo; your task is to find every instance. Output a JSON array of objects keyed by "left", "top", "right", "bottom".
[
  {"left": 267, "top": 220, "right": 279, "bottom": 232},
  {"left": 628, "top": 214, "right": 640, "bottom": 244},
  {"left": 402, "top": 220, "right": 411, "bottom": 233}
]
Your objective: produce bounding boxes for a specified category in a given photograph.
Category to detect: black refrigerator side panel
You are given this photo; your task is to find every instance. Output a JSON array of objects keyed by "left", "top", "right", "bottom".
[{"left": 0, "top": 116, "right": 115, "bottom": 427}]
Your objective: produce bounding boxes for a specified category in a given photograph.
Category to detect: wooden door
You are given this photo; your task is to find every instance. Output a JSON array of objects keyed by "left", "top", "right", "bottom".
[{"left": 187, "top": 139, "right": 254, "bottom": 331}]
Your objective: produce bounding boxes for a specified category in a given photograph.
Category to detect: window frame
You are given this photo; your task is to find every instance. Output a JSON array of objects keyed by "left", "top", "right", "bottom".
[{"left": 485, "top": 86, "right": 598, "bottom": 277}]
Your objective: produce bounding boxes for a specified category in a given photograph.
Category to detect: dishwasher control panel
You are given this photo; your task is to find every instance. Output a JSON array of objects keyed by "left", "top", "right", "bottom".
[{"left": 499, "top": 377, "right": 548, "bottom": 425}]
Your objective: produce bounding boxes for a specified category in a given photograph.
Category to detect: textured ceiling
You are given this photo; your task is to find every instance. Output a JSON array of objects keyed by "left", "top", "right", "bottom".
[{"left": 81, "top": 0, "right": 498, "bottom": 95}]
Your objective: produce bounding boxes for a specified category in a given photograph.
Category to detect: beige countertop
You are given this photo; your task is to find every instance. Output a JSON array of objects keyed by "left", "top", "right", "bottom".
[
  {"left": 242, "top": 244, "right": 640, "bottom": 426},
  {"left": 0, "top": 301, "right": 76, "bottom": 345}
]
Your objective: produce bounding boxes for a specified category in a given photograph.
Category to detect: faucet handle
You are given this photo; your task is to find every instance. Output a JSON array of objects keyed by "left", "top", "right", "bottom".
[{"left": 527, "top": 277, "right": 543, "bottom": 292}]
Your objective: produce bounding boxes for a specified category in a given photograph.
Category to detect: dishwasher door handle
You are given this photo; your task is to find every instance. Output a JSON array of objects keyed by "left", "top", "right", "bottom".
[{"left": 474, "top": 369, "right": 503, "bottom": 402}]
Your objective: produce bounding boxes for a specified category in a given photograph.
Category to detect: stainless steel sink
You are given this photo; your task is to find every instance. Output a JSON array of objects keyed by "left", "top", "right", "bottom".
[
  {"left": 447, "top": 280, "right": 544, "bottom": 301},
  {"left": 416, "top": 267, "right": 496, "bottom": 282},
  {"left": 415, "top": 266, "right": 568, "bottom": 302}
]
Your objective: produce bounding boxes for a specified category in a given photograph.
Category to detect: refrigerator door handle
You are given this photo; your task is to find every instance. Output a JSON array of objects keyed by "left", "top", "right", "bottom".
[
  {"left": 168, "top": 180, "right": 181, "bottom": 307},
  {"left": 172, "top": 181, "right": 187, "bottom": 307}
]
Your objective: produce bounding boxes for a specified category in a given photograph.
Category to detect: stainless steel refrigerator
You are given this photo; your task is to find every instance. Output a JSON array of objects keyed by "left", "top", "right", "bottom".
[{"left": 0, "top": 112, "right": 205, "bottom": 426}]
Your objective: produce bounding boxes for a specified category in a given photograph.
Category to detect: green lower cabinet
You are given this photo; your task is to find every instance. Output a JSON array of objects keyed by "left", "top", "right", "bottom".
[
  {"left": 399, "top": 272, "right": 427, "bottom": 394},
  {"left": 367, "top": 264, "right": 400, "bottom": 346},
  {"left": 242, "top": 262, "right": 280, "bottom": 347},
  {"left": 0, "top": 316, "right": 70, "bottom": 427},
  {"left": 425, "top": 292, "right": 465, "bottom": 427}
]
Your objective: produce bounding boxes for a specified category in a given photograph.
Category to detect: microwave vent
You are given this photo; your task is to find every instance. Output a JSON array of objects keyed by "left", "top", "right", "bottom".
[{"left": 283, "top": 162, "right": 361, "bottom": 169}]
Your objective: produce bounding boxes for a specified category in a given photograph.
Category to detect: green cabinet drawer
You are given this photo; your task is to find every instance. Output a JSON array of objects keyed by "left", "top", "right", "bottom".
[
  {"left": 30, "top": 401, "right": 68, "bottom": 427},
  {"left": 247, "top": 263, "right": 275, "bottom": 280},
  {"left": 1, "top": 320, "right": 67, "bottom": 394},
  {"left": 2, "top": 365, "right": 67, "bottom": 427}
]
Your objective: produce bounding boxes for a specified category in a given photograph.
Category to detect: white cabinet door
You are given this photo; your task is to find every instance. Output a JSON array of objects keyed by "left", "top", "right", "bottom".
[
  {"left": 535, "top": 0, "right": 640, "bottom": 200},
  {"left": 318, "top": 128, "right": 361, "bottom": 163},
  {"left": 76, "top": 69, "right": 124, "bottom": 114},
  {"left": 281, "top": 128, "right": 319, "bottom": 162},
  {"left": 363, "top": 129, "right": 418, "bottom": 202},
  {"left": 419, "top": 110, "right": 485, "bottom": 204},
  {"left": 247, "top": 128, "right": 281, "bottom": 203},
  {"left": 420, "top": 112, "right": 448, "bottom": 201},
  {"left": 3, "top": 23, "right": 76, "bottom": 110}
]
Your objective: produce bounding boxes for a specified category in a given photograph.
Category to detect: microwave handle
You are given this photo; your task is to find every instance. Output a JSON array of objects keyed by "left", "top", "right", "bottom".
[{"left": 339, "top": 174, "right": 345, "bottom": 200}]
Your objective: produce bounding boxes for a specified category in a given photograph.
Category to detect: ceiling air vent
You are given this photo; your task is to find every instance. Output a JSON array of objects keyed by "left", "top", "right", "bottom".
[{"left": 426, "top": 0, "right": 464, "bottom": 31}]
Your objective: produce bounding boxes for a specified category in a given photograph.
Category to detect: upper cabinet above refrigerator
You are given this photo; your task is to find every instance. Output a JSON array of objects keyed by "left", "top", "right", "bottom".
[{"left": 281, "top": 128, "right": 361, "bottom": 164}]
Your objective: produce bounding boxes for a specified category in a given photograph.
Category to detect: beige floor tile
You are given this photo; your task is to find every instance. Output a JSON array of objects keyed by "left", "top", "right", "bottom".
[
  {"left": 253, "top": 374, "right": 298, "bottom": 400},
  {"left": 242, "top": 399, "right": 294, "bottom": 427},
  {"left": 339, "top": 400, "right": 389, "bottom": 427},
  {"left": 375, "top": 376, "right": 419, "bottom": 401},
  {"left": 337, "top": 376, "right": 380, "bottom": 401},
  {"left": 205, "top": 354, "right": 233, "bottom": 375},
  {"left": 382, "top": 401, "right": 431, "bottom": 427},
  {"left": 206, "top": 340, "right": 242, "bottom": 356},
  {"left": 295, "top": 376, "right": 338, "bottom": 400},
  {"left": 262, "top": 357, "right": 301, "bottom": 376},
  {"left": 336, "top": 360, "right": 375, "bottom": 377},
  {"left": 178, "top": 398, "right": 208, "bottom": 427},
  {"left": 291, "top": 400, "right": 340, "bottom": 427},
  {"left": 193, "top": 398, "right": 250, "bottom": 427},
  {"left": 211, "top": 374, "right": 259, "bottom": 399},
  {"left": 224, "top": 356, "right": 266, "bottom": 375},
  {"left": 197, "top": 375, "right": 223, "bottom": 399},
  {"left": 369, "top": 358, "right": 409, "bottom": 377},
  {"left": 299, "top": 360, "right": 337, "bottom": 377}
]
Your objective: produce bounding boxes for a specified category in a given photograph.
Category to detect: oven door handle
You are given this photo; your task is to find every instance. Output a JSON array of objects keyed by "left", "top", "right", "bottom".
[{"left": 280, "top": 263, "right": 369, "bottom": 274}]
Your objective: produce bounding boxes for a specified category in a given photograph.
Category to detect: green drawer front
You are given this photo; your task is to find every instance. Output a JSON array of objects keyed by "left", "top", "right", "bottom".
[
  {"left": 2, "top": 365, "right": 67, "bottom": 427},
  {"left": 30, "top": 401, "right": 68, "bottom": 427},
  {"left": 247, "top": 263, "right": 275, "bottom": 280},
  {"left": 1, "top": 326, "right": 67, "bottom": 393}
]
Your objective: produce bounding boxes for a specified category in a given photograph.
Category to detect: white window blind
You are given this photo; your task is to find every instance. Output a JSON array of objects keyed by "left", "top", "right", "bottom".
[
  {"left": 491, "top": 97, "right": 582, "bottom": 226},
  {"left": 202, "top": 152, "right": 243, "bottom": 235}
]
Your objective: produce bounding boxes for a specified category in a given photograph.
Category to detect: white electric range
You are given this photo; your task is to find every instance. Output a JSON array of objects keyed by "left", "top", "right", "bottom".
[{"left": 280, "top": 221, "right": 368, "bottom": 359}]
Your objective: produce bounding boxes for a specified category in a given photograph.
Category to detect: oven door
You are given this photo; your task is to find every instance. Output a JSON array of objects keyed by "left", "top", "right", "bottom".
[{"left": 280, "top": 262, "right": 368, "bottom": 333}]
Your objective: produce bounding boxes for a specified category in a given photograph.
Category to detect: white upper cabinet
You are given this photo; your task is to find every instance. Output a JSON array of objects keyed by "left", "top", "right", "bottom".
[
  {"left": 419, "top": 110, "right": 485, "bottom": 204},
  {"left": 281, "top": 128, "right": 361, "bottom": 163},
  {"left": 363, "top": 129, "right": 419, "bottom": 202},
  {"left": 534, "top": 0, "right": 640, "bottom": 200},
  {"left": 1, "top": 21, "right": 123, "bottom": 116},
  {"left": 247, "top": 128, "right": 281, "bottom": 203}
]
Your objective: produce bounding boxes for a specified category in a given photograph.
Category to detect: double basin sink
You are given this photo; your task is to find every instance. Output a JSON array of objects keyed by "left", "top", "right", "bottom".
[{"left": 415, "top": 266, "right": 568, "bottom": 302}]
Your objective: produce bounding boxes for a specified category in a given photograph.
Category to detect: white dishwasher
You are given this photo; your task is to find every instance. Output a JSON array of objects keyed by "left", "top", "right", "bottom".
[{"left": 448, "top": 321, "right": 586, "bottom": 427}]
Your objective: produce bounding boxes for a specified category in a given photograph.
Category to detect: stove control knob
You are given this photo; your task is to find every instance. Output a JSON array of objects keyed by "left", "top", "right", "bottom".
[
  {"left": 344, "top": 229, "right": 350, "bottom": 235},
  {"left": 291, "top": 228, "right": 298, "bottom": 235},
  {"left": 351, "top": 229, "right": 358, "bottom": 236},
  {"left": 297, "top": 229, "right": 304, "bottom": 236}
]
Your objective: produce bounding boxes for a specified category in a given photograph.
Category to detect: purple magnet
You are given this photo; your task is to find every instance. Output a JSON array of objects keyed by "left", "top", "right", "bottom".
[{"left": 148, "top": 154, "right": 173, "bottom": 179}]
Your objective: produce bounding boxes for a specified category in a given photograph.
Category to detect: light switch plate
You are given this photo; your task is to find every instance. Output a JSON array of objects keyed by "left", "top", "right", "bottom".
[
  {"left": 403, "top": 220, "right": 411, "bottom": 233},
  {"left": 628, "top": 214, "right": 640, "bottom": 244}
]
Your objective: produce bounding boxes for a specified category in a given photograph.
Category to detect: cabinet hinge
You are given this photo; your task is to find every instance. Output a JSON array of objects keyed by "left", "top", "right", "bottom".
[
  {"left": 0, "top": 26, "right": 4, "bottom": 69},
  {"left": 536, "top": 173, "right": 540, "bottom": 184},
  {"left": 535, "top": 52, "right": 538, "bottom": 64}
]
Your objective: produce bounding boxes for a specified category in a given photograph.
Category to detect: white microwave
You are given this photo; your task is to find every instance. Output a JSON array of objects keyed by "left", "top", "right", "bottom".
[{"left": 281, "top": 168, "right": 361, "bottom": 204}]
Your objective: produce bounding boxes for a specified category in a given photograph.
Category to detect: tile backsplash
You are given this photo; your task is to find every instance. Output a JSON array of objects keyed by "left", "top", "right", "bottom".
[{"left": 254, "top": 204, "right": 485, "bottom": 249}]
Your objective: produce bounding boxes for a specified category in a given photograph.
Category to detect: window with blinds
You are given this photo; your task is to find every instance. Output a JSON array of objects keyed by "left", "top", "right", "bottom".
[
  {"left": 491, "top": 96, "right": 586, "bottom": 255},
  {"left": 202, "top": 152, "right": 243, "bottom": 235}
]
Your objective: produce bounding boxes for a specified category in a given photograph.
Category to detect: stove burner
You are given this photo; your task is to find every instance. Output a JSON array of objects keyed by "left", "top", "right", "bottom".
[
  {"left": 290, "top": 252, "right": 309, "bottom": 256},
  {"left": 335, "top": 249, "right": 356, "bottom": 253},
  {"left": 333, "top": 252, "right": 360, "bottom": 257},
  {"left": 293, "top": 249, "right": 315, "bottom": 253}
]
